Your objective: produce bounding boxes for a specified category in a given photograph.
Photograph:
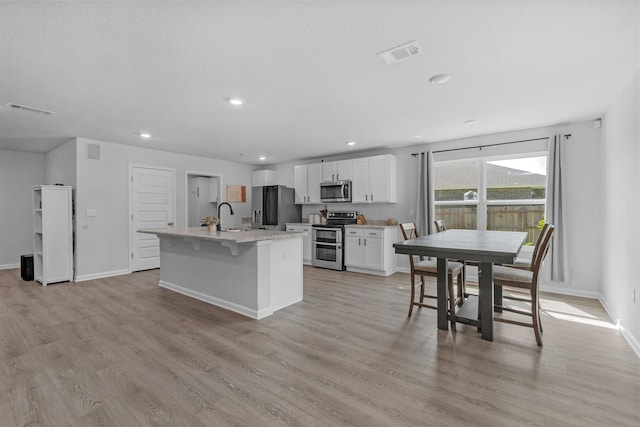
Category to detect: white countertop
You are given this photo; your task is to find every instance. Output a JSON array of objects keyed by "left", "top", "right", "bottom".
[{"left": 139, "top": 227, "right": 305, "bottom": 243}]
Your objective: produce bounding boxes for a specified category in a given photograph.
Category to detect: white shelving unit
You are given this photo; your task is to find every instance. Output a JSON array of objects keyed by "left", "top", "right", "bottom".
[{"left": 32, "top": 185, "right": 73, "bottom": 286}]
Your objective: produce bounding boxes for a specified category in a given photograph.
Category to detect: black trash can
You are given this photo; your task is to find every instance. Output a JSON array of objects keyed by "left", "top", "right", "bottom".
[{"left": 20, "top": 254, "right": 34, "bottom": 281}]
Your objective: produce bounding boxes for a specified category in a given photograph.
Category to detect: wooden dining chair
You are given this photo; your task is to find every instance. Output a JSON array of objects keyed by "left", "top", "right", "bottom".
[
  {"left": 399, "top": 222, "right": 464, "bottom": 330},
  {"left": 504, "top": 222, "right": 551, "bottom": 270},
  {"left": 491, "top": 223, "right": 555, "bottom": 346}
]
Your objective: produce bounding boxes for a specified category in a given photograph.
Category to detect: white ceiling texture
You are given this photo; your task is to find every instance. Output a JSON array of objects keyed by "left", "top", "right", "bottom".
[{"left": 0, "top": 1, "right": 638, "bottom": 165}]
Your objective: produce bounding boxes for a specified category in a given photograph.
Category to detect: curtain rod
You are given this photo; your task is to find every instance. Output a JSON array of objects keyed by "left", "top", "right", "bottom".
[{"left": 411, "top": 136, "right": 559, "bottom": 156}]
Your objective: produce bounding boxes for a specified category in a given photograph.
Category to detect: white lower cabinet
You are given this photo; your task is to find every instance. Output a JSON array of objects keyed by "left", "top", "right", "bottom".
[
  {"left": 344, "top": 226, "right": 397, "bottom": 276},
  {"left": 286, "top": 224, "right": 312, "bottom": 265}
]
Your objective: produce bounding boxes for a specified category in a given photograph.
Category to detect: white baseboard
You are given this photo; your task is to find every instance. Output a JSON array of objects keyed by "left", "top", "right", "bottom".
[
  {"left": 538, "top": 284, "right": 601, "bottom": 300},
  {"left": 74, "top": 268, "right": 130, "bottom": 282},
  {"left": 599, "top": 295, "right": 640, "bottom": 360},
  {"left": 0, "top": 263, "right": 19, "bottom": 270},
  {"left": 159, "top": 279, "right": 268, "bottom": 319},
  {"left": 345, "top": 266, "right": 393, "bottom": 276}
]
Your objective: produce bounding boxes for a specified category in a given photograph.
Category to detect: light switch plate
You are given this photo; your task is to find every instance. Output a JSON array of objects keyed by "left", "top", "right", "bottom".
[{"left": 86, "top": 208, "right": 96, "bottom": 217}]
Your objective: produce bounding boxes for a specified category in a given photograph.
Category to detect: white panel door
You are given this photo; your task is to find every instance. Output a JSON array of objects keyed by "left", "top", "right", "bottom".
[{"left": 131, "top": 166, "right": 174, "bottom": 271}]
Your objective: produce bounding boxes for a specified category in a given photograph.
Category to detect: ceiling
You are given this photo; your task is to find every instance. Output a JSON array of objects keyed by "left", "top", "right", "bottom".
[{"left": 1, "top": 1, "right": 638, "bottom": 165}]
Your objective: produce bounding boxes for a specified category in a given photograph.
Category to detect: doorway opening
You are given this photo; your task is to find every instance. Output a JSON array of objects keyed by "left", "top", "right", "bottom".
[{"left": 185, "top": 171, "right": 222, "bottom": 227}]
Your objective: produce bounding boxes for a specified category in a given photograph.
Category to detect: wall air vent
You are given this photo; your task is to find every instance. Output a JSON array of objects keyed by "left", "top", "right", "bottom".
[
  {"left": 377, "top": 40, "right": 423, "bottom": 65},
  {"left": 6, "top": 103, "right": 55, "bottom": 115},
  {"left": 86, "top": 143, "right": 102, "bottom": 161}
]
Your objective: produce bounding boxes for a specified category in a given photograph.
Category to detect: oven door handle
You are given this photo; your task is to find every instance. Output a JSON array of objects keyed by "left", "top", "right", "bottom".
[{"left": 313, "top": 241, "right": 341, "bottom": 247}]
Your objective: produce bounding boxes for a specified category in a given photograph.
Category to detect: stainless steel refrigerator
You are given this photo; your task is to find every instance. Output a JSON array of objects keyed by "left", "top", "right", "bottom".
[{"left": 251, "top": 185, "right": 301, "bottom": 230}]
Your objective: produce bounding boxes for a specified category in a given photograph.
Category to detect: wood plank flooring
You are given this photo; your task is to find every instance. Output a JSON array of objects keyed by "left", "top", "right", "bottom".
[{"left": 0, "top": 266, "right": 638, "bottom": 426}]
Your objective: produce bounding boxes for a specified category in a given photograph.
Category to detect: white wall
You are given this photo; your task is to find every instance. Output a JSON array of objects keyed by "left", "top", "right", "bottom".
[
  {"left": 73, "top": 137, "right": 256, "bottom": 280},
  {"left": 0, "top": 149, "right": 46, "bottom": 268},
  {"left": 601, "top": 68, "right": 640, "bottom": 355},
  {"left": 46, "top": 139, "right": 77, "bottom": 188}
]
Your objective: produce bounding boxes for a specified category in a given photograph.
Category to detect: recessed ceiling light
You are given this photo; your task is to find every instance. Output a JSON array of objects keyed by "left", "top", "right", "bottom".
[
  {"left": 464, "top": 119, "right": 478, "bottom": 125},
  {"left": 346, "top": 141, "right": 357, "bottom": 146},
  {"left": 428, "top": 74, "right": 451, "bottom": 84},
  {"left": 412, "top": 135, "right": 422, "bottom": 139},
  {"left": 258, "top": 156, "right": 267, "bottom": 161},
  {"left": 228, "top": 97, "right": 245, "bottom": 106},
  {"left": 139, "top": 132, "right": 152, "bottom": 138}
]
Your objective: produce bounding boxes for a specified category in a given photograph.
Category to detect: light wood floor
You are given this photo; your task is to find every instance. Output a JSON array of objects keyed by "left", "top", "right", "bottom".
[{"left": 0, "top": 266, "right": 638, "bottom": 426}]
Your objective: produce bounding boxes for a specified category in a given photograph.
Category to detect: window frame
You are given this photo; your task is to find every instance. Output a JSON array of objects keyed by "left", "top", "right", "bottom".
[{"left": 434, "top": 151, "right": 547, "bottom": 236}]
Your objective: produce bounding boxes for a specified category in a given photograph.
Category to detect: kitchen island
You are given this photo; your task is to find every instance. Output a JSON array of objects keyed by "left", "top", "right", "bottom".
[{"left": 138, "top": 227, "right": 305, "bottom": 319}]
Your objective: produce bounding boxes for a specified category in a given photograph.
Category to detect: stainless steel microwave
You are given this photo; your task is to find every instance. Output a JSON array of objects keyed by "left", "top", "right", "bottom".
[{"left": 320, "top": 180, "right": 352, "bottom": 203}]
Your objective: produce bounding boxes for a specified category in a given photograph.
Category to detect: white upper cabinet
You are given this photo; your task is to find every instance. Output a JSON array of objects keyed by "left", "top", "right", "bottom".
[
  {"left": 352, "top": 154, "right": 397, "bottom": 203},
  {"left": 296, "top": 154, "right": 395, "bottom": 204},
  {"left": 294, "top": 163, "right": 322, "bottom": 204},
  {"left": 321, "top": 160, "right": 353, "bottom": 182}
]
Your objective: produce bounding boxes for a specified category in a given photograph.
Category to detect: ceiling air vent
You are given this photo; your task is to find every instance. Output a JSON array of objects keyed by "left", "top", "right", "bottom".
[
  {"left": 6, "top": 103, "right": 55, "bottom": 115},
  {"left": 378, "top": 40, "right": 422, "bottom": 65}
]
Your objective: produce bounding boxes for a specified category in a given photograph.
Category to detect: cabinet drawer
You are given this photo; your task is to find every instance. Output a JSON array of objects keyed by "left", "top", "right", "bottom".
[
  {"left": 344, "top": 228, "right": 383, "bottom": 238},
  {"left": 363, "top": 229, "right": 383, "bottom": 238},
  {"left": 287, "top": 225, "right": 311, "bottom": 234},
  {"left": 344, "top": 228, "right": 364, "bottom": 237}
]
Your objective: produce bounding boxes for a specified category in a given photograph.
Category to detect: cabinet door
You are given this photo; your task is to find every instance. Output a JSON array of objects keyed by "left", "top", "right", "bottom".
[
  {"left": 287, "top": 225, "right": 312, "bottom": 263},
  {"left": 321, "top": 161, "right": 337, "bottom": 182},
  {"left": 368, "top": 155, "right": 390, "bottom": 203},
  {"left": 336, "top": 160, "right": 352, "bottom": 181},
  {"left": 351, "top": 158, "right": 369, "bottom": 203},
  {"left": 363, "top": 237, "right": 384, "bottom": 270},
  {"left": 344, "top": 235, "right": 364, "bottom": 267},
  {"left": 306, "top": 163, "right": 322, "bottom": 204},
  {"left": 322, "top": 160, "right": 352, "bottom": 182},
  {"left": 302, "top": 226, "right": 312, "bottom": 263},
  {"left": 294, "top": 165, "right": 308, "bottom": 204}
]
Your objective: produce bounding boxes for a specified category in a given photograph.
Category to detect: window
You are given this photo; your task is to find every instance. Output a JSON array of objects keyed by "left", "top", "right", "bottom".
[{"left": 434, "top": 154, "right": 547, "bottom": 245}]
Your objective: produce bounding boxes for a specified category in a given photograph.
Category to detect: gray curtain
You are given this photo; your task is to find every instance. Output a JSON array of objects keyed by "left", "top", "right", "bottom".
[
  {"left": 546, "top": 134, "right": 568, "bottom": 282},
  {"left": 415, "top": 151, "right": 435, "bottom": 236}
]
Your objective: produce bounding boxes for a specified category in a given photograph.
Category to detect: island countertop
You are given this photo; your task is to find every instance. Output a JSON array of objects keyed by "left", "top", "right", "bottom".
[{"left": 139, "top": 227, "right": 305, "bottom": 243}]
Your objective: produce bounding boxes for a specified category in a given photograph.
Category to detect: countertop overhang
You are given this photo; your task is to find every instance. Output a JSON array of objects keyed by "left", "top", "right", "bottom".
[{"left": 138, "top": 227, "right": 305, "bottom": 244}]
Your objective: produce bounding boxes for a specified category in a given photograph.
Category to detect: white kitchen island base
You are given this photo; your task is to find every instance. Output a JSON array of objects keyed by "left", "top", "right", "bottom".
[{"left": 142, "top": 228, "right": 304, "bottom": 319}]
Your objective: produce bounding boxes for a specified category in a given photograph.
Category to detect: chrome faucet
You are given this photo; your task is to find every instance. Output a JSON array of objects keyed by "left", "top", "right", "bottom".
[{"left": 217, "top": 202, "right": 234, "bottom": 230}]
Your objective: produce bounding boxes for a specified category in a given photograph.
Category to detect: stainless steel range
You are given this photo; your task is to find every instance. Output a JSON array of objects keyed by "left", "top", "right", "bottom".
[{"left": 311, "top": 211, "right": 357, "bottom": 271}]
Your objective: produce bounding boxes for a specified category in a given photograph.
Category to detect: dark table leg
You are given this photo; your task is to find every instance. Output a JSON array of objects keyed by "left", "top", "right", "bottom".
[
  {"left": 479, "top": 261, "right": 493, "bottom": 341},
  {"left": 437, "top": 257, "right": 448, "bottom": 330}
]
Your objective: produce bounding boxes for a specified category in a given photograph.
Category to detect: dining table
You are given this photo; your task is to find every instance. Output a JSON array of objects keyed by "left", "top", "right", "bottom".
[{"left": 393, "top": 229, "right": 527, "bottom": 341}]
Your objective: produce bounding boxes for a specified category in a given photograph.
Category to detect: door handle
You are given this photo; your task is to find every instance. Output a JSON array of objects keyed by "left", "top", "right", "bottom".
[{"left": 168, "top": 222, "right": 174, "bottom": 226}]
